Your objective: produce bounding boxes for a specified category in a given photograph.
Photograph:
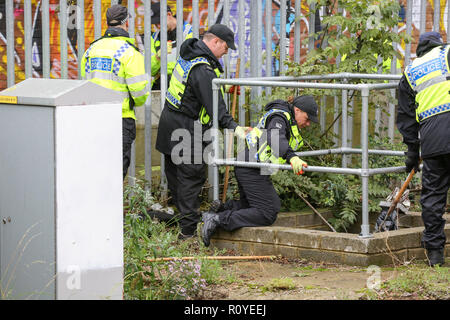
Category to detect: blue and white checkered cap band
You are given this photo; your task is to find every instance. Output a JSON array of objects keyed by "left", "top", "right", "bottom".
[{"left": 418, "top": 103, "right": 450, "bottom": 121}]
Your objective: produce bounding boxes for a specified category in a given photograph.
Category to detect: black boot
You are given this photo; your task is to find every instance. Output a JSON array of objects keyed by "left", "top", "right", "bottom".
[
  {"left": 201, "top": 212, "right": 220, "bottom": 247},
  {"left": 209, "top": 199, "right": 224, "bottom": 213},
  {"left": 426, "top": 248, "right": 445, "bottom": 267}
]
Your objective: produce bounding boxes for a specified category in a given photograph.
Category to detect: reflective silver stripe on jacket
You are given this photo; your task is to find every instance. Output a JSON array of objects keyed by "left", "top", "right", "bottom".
[
  {"left": 414, "top": 75, "right": 449, "bottom": 93},
  {"left": 126, "top": 74, "right": 150, "bottom": 86},
  {"left": 130, "top": 85, "right": 150, "bottom": 99},
  {"left": 84, "top": 70, "right": 126, "bottom": 84}
]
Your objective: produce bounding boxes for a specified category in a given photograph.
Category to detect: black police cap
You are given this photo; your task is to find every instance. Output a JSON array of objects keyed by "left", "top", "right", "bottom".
[
  {"left": 206, "top": 24, "right": 236, "bottom": 50},
  {"left": 292, "top": 96, "right": 319, "bottom": 123},
  {"left": 106, "top": 5, "right": 131, "bottom": 26}
]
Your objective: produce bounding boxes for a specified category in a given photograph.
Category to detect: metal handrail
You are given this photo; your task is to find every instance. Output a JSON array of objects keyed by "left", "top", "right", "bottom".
[{"left": 211, "top": 74, "right": 403, "bottom": 238}]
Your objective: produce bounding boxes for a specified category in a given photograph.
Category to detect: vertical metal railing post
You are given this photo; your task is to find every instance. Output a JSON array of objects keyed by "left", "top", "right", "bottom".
[
  {"left": 341, "top": 85, "right": 348, "bottom": 168},
  {"left": 192, "top": 0, "right": 199, "bottom": 38},
  {"left": 265, "top": 0, "right": 272, "bottom": 96},
  {"left": 388, "top": 24, "right": 398, "bottom": 142},
  {"left": 223, "top": 0, "right": 230, "bottom": 27},
  {"left": 42, "top": 0, "right": 50, "bottom": 79},
  {"left": 223, "top": 0, "right": 230, "bottom": 78},
  {"left": 249, "top": 0, "right": 258, "bottom": 125},
  {"left": 128, "top": 0, "right": 136, "bottom": 188},
  {"left": 293, "top": 0, "right": 301, "bottom": 64},
  {"left": 347, "top": 95, "right": 354, "bottom": 165},
  {"left": 256, "top": 0, "right": 263, "bottom": 99},
  {"left": 24, "top": 0, "right": 32, "bottom": 79},
  {"left": 176, "top": 0, "right": 183, "bottom": 58},
  {"left": 375, "top": 58, "right": 383, "bottom": 135},
  {"left": 6, "top": 0, "right": 15, "bottom": 87},
  {"left": 320, "top": 5, "right": 327, "bottom": 49},
  {"left": 420, "top": 0, "right": 426, "bottom": 33},
  {"left": 128, "top": 0, "right": 135, "bottom": 38},
  {"left": 207, "top": 0, "right": 216, "bottom": 200},
  {"left": 160, "top": 0, "right": 168, "bottom": 195},
  {"left": 238, "top": 0, "right": 246, "bottom": 126},
  {"left": 405, "top": 0, "right": 413, "bottom": 66},
  {"left": 333, "top": 95, "right": 339, "bottom": 147},
  {"left": 448, "top": 0, "right": 450, "bottom": 42},
  {"left": 333, "top": 5, "right": 342, "bottom": 147},
  {"left": 433, "top": 0, "right": 440, "bottom": 32},
  {"left": 77, "top": 0, "right": 85, "bottom": 80},
  {"left": 320, "top": 96, "right": 326, "bottom": 133},
  {"left": 94, "top": 0, "right": 102, "bottom": 40},
  {"left": 360, "top": 86, "right": 371, "bottom": 238},
  {"left": 212, "top": 84, "right": 220, "bottom": 201},
  {"left": 279, "top": 0, "right": 287, "bottom": 73},
  {"left": 60, "top": 0, "right": 68, "bottom": 79},
  {"left": 144, "top": 0, "right": 152, "bottom": 191},
  {"left": 208, "top": 0, "right": 215, "bottom": 27},
  {"left": 308, "top": 1, "right": 316, "bottom": 52}
]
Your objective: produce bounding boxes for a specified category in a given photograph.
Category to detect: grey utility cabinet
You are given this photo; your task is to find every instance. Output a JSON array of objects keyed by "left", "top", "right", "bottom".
[{"left": 0, "top": 78, "right": 124, "bottom": 300}]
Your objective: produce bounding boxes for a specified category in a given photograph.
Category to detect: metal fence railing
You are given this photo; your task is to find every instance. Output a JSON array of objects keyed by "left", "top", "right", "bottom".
[
  {"left": 211, "top": 73, "right": 404, "bottom": 238},
  {"left": 1, "top": 0, "right": 448, "bottom": 193}
]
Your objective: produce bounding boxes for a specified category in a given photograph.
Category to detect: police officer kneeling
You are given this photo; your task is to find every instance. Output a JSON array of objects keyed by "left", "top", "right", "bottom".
[
  {"left": 202, "top": 96, "right": 319, "bottom": 247},
  {"left": 155, "top": 24, "right": 250, "bottom": 239},
  {"left": 397, "top": 31, "right": 450, "bottom": 267}
]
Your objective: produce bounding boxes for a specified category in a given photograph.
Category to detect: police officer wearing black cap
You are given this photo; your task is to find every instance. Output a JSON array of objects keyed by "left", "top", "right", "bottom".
[
  {"left": 81, "top": 4, "right": 148, "bottom": 180},
  {"left": 397, "top": 31, "right": 450, "bottom": 267},
  {"left": 201, "top": 96, "right": 319, "bottom": 247},
  {"left": 154, "top": 24, "right": 251, "bottom": 239}
]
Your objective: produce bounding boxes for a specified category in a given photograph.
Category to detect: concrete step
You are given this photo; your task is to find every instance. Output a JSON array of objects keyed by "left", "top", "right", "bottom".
[
  {"left": 273, "top": 209, "right": 334, "bottom": 229},
  {"left": 210, "top": 224, "right": 450, "bottom": 266},
  {"left": 399, "top": 212, "right": 450, "bottom": 228}
]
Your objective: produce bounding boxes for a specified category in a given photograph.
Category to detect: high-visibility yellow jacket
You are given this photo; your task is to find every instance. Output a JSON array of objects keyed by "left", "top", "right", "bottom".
[
  {"left": 166, "top": 56, "right": 223, "bottom": 125},
  {"left": 81, "top": 28, "right": 149, "bottom": 120},
  {"left": 404, "top": 45, "right": 450, "bottom": 122},
  {"left": 246, "top": 107, "right": 304, "bottom": 164},
  {"left": 151, "top": 23, "right": 193, "bottom": 86}
]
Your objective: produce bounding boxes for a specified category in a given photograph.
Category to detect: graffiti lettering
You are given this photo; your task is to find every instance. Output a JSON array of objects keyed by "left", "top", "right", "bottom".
[
  {"left": 0, "top": 0, "right": 448, "bottom": 90},
  {"left": 67, "top": 5, "right": 80, "bottom": 30}
]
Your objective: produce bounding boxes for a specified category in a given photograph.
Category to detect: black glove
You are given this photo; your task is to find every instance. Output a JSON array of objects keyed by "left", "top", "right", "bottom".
[{"left": 405, "top": 149, "right": 420, "bottom": 173}]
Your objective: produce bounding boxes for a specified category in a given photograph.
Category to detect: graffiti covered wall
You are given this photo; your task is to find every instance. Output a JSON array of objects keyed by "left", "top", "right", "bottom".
[{"left": 1, "top": 0, "right": 450, "bottom": 90}]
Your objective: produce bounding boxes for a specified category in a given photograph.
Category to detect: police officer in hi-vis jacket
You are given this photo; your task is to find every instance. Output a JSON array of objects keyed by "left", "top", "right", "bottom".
[
  {"left": 397, "top": 31, "right": 450, "bottom": 267},
  {"left": 81, "top": 5, "right": 149, "bottom": 180},
  {"left": 202, "top": 96, "right": 319, "bottom": 247}
]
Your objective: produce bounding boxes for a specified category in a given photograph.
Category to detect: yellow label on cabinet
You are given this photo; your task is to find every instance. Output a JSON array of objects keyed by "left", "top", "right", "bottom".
[{"left": 0, "top": 96, "right": 18, "bottom": 104}]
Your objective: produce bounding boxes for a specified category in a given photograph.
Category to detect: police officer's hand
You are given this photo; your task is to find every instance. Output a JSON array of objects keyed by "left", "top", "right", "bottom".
[
  {"left": 234, "top": 126, "right": 252, "bottom": 140},
  {"left": 405, "top": 150, "right": 420, "bottom": 173},
  {"left": 290, "top": 156, "right": 308, "bottom": 175}
]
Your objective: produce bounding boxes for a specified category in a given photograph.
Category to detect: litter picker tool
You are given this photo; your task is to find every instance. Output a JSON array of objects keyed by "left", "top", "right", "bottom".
[{"left": 375, "top": 167, "right": 415, "bottom": 232}]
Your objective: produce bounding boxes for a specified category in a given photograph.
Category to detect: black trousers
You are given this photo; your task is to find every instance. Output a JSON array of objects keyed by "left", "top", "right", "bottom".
[
  {"left": 420, "top": 153, "right": 450, "bottom": 249},
  {"left": 218, "top": 166, "right": 281, "bottom": 231},
  {"left": 164, "top": 155, "right": 207, "bottom": 235},
  {"left": 123, "top": 118, "right": 136, "bottom": 180}
]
